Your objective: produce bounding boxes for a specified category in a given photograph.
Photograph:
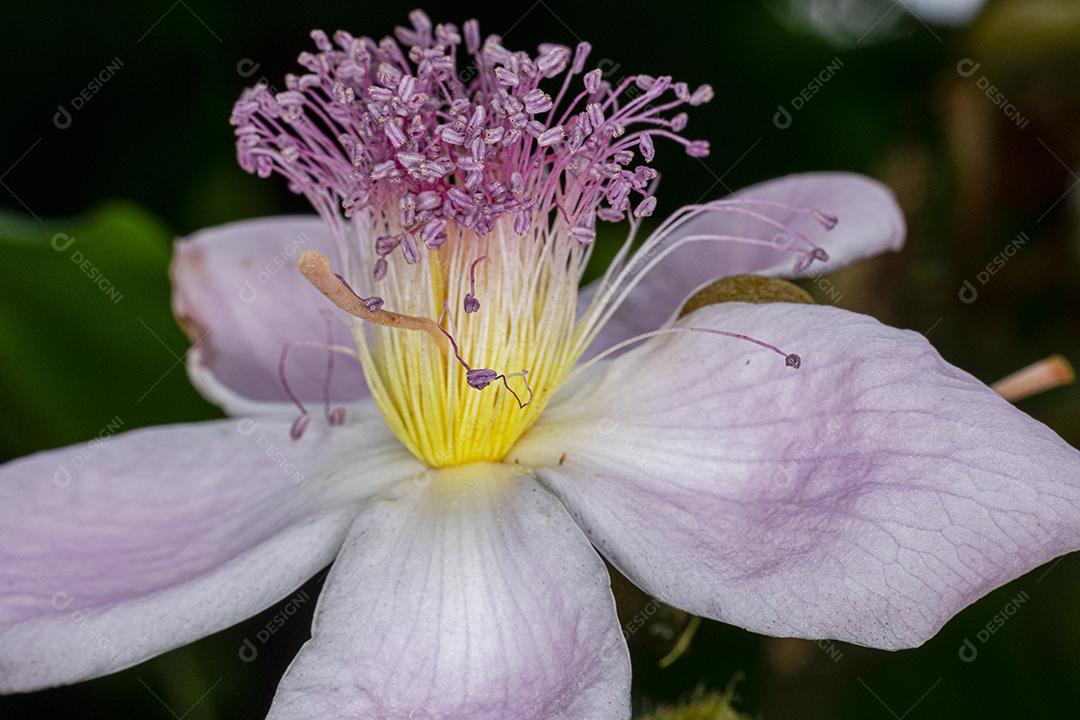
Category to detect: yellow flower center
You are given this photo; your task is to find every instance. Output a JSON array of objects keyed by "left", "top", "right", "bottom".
[{"left": 346, "top": 216, "right": 589, "bottom": 467}]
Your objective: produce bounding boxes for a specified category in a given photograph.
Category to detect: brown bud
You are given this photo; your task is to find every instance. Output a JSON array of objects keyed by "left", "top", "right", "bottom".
[{"left": 678, "top": 274, "right": 815, "bottom": 318}]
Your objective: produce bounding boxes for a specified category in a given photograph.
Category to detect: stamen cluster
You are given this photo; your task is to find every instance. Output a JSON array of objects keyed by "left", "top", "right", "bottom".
[
  {"left": 230, "top": 9, "right": 712, "bottom": 274},
  {"left": 230, "top": 11, "right": 824, "bottom": 465}
]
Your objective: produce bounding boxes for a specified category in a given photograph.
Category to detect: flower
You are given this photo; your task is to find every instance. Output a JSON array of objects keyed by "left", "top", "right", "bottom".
[
  {"left": 780, "top": 0, "right": 987, "bottom": 47},
  {"left": 3, "top": 10, "right": 1080, "bottom": 720}
]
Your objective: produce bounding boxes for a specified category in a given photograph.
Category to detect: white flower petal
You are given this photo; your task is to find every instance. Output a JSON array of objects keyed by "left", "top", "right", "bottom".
[
  {"left": 581, "top": 173, "right": 904, "bottom": 359},
  {"left": 514, "top": 302, "right": 1080, "bottom": 649},
  {"left": 172, "top": 216, "right": 368, "bottom": 416},
  {"left": 0, "top": 403, "right": 420, "bottom": 691},
  {"left": 267, "top": 464, "right": 630, "bottom": 720}
]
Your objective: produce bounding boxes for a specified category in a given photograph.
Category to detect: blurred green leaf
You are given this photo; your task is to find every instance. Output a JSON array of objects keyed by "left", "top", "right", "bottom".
[
  {"left": 0, "top": 202, "right": 219, "bottom": 460},
  {"left": 637, "top": 683, "right": 753, "bottom": 720}
]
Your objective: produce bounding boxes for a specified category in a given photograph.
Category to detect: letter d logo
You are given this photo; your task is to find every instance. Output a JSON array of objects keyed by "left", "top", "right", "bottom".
[
  {"left": 238, "top": 638, "right": 258, "bottom": 662},
  {"left": 958, "top": 638, "right": 978, "bottom": 663},
  {"left": 958, "top": 279, "right": 978, "bottom": 304},
  {"left": 51, "top": 233, "right": 75, "bottom": 252},
  {"left": 239, "top": 280, "right": 258, "bottom": 303},
  {"left": 956, "top": 58, "right": 981, "bottom": 79},
  {"left": 773, "top": 105, "right": 792, "bottom": 130},
  {"left": 53, "top": 105, "right": 73, "bottom": 130}
]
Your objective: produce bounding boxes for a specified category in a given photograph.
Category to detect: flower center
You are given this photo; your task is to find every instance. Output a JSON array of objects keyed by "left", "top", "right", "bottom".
[
  {"left": 344, "top": 214, "right": 585, "bottom": 466},
  {"left": 233, "top": 12, "right": 829, "bottom": 468}
]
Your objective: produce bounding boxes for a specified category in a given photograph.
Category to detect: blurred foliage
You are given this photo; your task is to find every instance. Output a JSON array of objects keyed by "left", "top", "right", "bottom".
[
  {"left": 0, "top": 203, "right": 219, "bottom": 460},
  {"left": 638, "top": 683, "right": 753, "bottom": 720},
  {"left": 2, "top": 0, "right": 1080, "bottom": 718}
]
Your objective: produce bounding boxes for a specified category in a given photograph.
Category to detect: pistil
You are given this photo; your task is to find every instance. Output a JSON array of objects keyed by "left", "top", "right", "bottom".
[{"left": 297, "top": 250, "right": 447, "bottom": 347}]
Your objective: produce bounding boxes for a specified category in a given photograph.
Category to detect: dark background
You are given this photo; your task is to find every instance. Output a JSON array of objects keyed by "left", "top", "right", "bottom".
[{"left": 2, "top": 0, "right": 1079, "bottom": 717}]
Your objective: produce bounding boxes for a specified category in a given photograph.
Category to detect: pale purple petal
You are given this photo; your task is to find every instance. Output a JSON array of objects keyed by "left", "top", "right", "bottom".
[
  {"left": 514, "top": 302, "right": 1080, "bottom": 649},
  {"left": 0, "top": 404, "right": 420, "bottom": 691},
  {"left": 581, "top": 173, "right": 905, "bottom": 358},
  {"left": 267, "top": 466, "right": 630, "bottom": 720},
  {"left": 171, "top": 216, "right": 368, "bottom": 415}
]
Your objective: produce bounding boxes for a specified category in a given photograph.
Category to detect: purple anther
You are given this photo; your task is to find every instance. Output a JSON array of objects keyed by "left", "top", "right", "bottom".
[
  {"left": 586, "top": 102, "right": 604, "bottom": 129},
  {"left": 635, "top": 74, "right": 656, "bottom": 91},
  {"left": 438, "top": 125, "right": 465, "bottom": 145},
  {"left": 397, "top": 74, "right": 417, "bottom": 102},
  {"left": 420, "top": 218, "right": 446, "bottom": 246},
  {"left": 400, "top": 233, "right": 420, "bottom": 264},
  {"left": 463, "top": 19, "right": 480, "bottom": 54},
  {"left": 583, "top": 68, "right": 603, "bottom": 93},
  {"left": 686, "top": 140, "right": 710, "bottom": 157},
  {"left": 384, "top": 120, "right": 407, "bottom": 148},
  {"left": 571, "top": 224, "right": 596, "bottom": 244},
  {"left": 331, "top": 81, "right": 354, "bottom": 105},
  {"left": 814, "top": 210, "right": 839, "bottom": 230},
  {"left": 639, "top": 134, "right": 655, "bottom": 162},
  {"left": 370, "top": 160, "right": 398, "bottom": 180},
  {"left": 523, "top": 89, "right": 553, "bottom": 114},
  {"left": 469, "top": 104, "right": 486, "bottom": 130},
  {"left": 457, "top": 156, "right": 484, "bottom": 172},
  {"left": 399, "top": 194, "right": 417, "bottom": 226},
  {"left": 495, "top": 67, "right": 519, "bottom": 87},
  {"left": 537, "top": 46, "right": 569, "bottom": 77},
  {"left": 690, "top": 84, "right": 715, "bottom": 105},
  {"left": 536, "top": 126, "right": 565, "bottom": 147},
  {"left": 571, "top": 42, "right": 592, "bottom": 73},
  {"left": 416, "top": 190, "right": 441, "bottom": 211},
  {"left": 467, "top": 254, "right": 488, "bottom": 311},
  {"left": 290, "top": 413, "right": 311, "bottom": 440},
  {"left": 466, "top": 368, "right": 498, "bottom": 389},
  {"left": 514, "top": 211, "right": 530, "bottom": 235},
  {"left": 785, "top": 354, "right": 802, "bottom": 369},
  {"left": 597, "top": 207, "right": 624, "bottom": 222},
  {"left": 310, "top": 29, "right": 332, "bottom": 52},
  {"left": 437, "top": 302, "right": 533, "bottom": 409},
  {"left": 375, "top": 234, "right": 401, "bottom": 256},
  {"left": 634, "top": 196, "right": 657, "bottom": 218},
  {"left": 367, "top": 86, "right": 393, "bottom": 102},
  {"left": 396, "top": 151, "right": 424, "bottom": 169}
]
